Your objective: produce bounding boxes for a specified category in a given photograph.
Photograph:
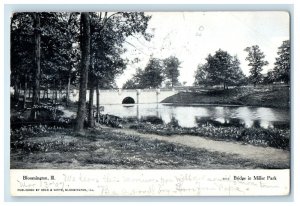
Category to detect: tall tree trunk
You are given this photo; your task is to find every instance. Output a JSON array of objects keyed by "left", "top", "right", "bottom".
[
  {"left": 66, "top": 13, "right": 74, "bottom": 107},
  {"left": 55, "top": 88, "right": 58, "bottom": 104},
  {"left": 172, "top": 72, "right": 174, "bottom": 88},
  {"left": 52, "top": 79, "right": 56, "bottom": 104},
  {"left": 32, "top": 13, "right": 41, "bottom": 107},
  {"left": 23, "top": 75, "right": 27, "bottom": 109},
  {"left": 74, "top": 12, "right": 90, "bottom": 132},
  {"left": 96, "top": 82, "right": 100, "bottom": 123},
  {"left": 88, "top": 83, "right": 95, "bottom": 127},
  {"left": 87, "top": 20, "right": 95, "bottom": 128},
  {"left": 43, "top": 89, "right": 46, "bottom": 100},
  {"left": 13, "top": 75, "right": 19, "bottom": 101},
  {"left": 46, "top": 84, "right": 49, "bottom": 99},
  {"left": 28, "top": 88, "right": 31, "bottom": 100},
  {"left": 19, "top": 82, "right": 22, "bottom": 99},
  {"left": 66, "top": 69, "right": 71, "bottom": 107},
  {"left": 59, "top": 79, "right": 62, "bottom": 100}
]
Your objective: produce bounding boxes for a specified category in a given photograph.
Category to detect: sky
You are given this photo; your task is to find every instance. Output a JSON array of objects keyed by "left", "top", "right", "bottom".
[{"left": 115, "top": 11, "right": 290, "bottom": 87}]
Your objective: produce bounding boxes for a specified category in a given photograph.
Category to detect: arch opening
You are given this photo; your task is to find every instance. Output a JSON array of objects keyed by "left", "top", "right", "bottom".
[{"left": 122, "top": 96, "right": 135, "bottom": 104}]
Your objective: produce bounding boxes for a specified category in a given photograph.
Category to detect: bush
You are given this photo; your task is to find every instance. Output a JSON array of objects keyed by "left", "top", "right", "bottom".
[
  {"left": 140, "top": 116, "right": 164, "bottom": 124},
  {"left": 132, "top": 122, "right": 290, "bottom": 150}
]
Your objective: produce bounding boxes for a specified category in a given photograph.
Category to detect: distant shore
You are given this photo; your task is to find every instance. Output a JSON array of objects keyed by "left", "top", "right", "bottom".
[{"left": 161, "top": 86, "right": 290, "bottom": 109}]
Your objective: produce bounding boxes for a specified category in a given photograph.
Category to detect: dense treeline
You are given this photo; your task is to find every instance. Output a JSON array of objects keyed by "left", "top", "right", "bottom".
[
  {"left": 194, "top": 41, "right": 290, "bottom": 88},
  {"left": 11, "top": 12, "right": 152, "bottom": 132},
  {"left": 123, "top": 41, "right": 290, "bottom": 90},
  {"left": 122, "top": 56, "right": 181, "bottom": 89},
  {"left": 10, "top": 12, "right": 290, "bottom": 132}
]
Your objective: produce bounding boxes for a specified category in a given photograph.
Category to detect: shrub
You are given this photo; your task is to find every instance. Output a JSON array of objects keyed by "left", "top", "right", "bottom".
[{"left": 132, "top": 122, "right": 290, "bottom": 150}]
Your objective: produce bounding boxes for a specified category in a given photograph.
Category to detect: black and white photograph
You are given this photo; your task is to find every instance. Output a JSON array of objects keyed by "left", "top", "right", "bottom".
[{"left": 9, "top": 10, "right": 291, "bottom": 195}]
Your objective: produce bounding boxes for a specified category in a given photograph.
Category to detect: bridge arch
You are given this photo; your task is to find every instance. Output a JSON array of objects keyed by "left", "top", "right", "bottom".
[{"left": 122, "top": 96, "right": 135, "bottom": 104}]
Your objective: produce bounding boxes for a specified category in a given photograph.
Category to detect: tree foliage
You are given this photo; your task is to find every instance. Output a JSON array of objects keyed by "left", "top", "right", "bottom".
[
  {"left": 194, "top": 49, "right": 246, "bottom": 89},
  {"left": 10, "top": 12, "right": 151, "bottom": 99},
  {"left": 122, "top": 79, "right": 138, "bottom": 89},
  {"left": 123, "top": 56, "right": 182, "bottom": 89},
  {"left": 163, "top": 56, "right": 181, "bottom": 87},
  {"left": 263, "top": 70, "right": 276, "bottom": 84},
  {"left": 244, "top": 45, "right": 269, "bottom": 87},
  {"left": 86, "top": 12, "right": 151, "bottom": 126},
  {"left": 11, "top": 13, "right": 35, "bottom": 101},
  {"left": 11, "top": 12, "right": 80, "bottom": 106},
  {"left": 123, "top": 58, "right": 165, "bottom": 89},
  {"left": 122, "top": 68, "right": 144, "bottom": 89},
  {"left": 11, "top": 12, "right": 152, "bottom": 131},
  {"left": 89, "top": 12, "right": 152, "bottom": 89},
  {"left": 139, "top": 58, "right": 165, "bottom": 88},
  {"left": 194, "top": 63, "right": 210, "bottom": 86},
  {"left": 273, "top": 40, "right": 290, "bottom": 83}
]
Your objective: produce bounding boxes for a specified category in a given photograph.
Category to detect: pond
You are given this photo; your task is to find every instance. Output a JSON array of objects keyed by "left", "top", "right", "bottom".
[{"left": 100, "top": 103, "right": 290, "bottom": 129}]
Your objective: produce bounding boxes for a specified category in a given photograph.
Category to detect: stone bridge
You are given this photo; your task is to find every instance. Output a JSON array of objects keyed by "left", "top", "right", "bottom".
[{"left": 69, "top": 88, "right": 179, "bottom": 105}]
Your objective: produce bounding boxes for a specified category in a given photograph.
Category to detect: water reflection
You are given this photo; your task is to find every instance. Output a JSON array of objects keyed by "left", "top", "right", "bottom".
[
  {"left": 196, "top": 117, "right": 247, "bottom": 128},
  {"left": 101, "top": 103, "right": 289, "bottom": 129}
]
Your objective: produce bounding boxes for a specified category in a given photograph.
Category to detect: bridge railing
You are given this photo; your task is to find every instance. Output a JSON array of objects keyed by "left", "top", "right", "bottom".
[{"left": 99, "top": 88, "right": 183, "bottom": 93}]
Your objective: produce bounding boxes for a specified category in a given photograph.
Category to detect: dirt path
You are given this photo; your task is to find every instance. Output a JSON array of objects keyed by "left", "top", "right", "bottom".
[{"left": 110, "top": 127, "right": 290, "bottom": 166}]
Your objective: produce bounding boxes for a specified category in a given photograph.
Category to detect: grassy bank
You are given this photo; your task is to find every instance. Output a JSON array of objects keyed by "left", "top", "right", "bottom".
[
  {"left": 161, "top": 86, "right": 290, "bottom": 108},
  {"left": 10, "top": 125, "right": 287, "bottom": 169}
]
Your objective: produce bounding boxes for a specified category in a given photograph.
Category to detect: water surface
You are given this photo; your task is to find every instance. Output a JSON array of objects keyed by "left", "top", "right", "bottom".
[{"left": 101, "top": 103, "right": 289, "bottom": 129}]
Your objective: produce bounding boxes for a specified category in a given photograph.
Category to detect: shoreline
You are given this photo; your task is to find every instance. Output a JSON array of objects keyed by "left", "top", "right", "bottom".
[
  {"left": 161, "top": 87, "right": 290, "bottom": 109},
  {"left": 159, "top": 102, "right": 289, "bottom": 109}
]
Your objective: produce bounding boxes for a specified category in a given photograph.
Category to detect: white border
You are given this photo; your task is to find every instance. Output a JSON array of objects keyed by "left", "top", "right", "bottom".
[
  {"left": 1, "top": 0, "right": 299, "bottom": 205},
  {"left": 10, "top": 169, "right": 290, "bottom": 196}
]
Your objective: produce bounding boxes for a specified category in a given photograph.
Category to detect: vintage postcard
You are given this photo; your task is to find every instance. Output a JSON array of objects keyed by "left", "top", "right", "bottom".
[{"left": 10, "top": 11, "right": 290, "bottom": 196}]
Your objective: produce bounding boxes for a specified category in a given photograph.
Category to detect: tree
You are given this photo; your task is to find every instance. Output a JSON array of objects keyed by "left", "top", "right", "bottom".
[
  {"left": 122, "top": 68, "right": 144, "bottom": 89},
  {"left": 194, "top": 49, "right": 245, "bottom": 89},
  {"left": 194, "top": 63, "right": 210, "bottom": 87},
  {"left": 11, "top": 13, "right": 35, "bottom": 107},
  {"left": 244, "top": 45, "right": 269, "bottom": 87},
  {"left": 86, "top": 12, "right": 151, "bottom": 126},
  {"left": 208, "top": 50, "right": 233, "bottom": 89},
  {"left": 31, "top": 13, "right": 41, "bottom": 107},
  {"left": 123, "top": 79, "right": 138, "bottom": 89},
  {"left": 229, "top": 55, "right": 247, "bottom": 86},
  {"left": 263, "top": 70, "right": 276, "bottom": 84},
  {"left": 65, "top": 14, "right": 81, "bottom": 107},
  {"left": 53, "top": 13, "right": 80, "bottom": 106},
  {"left": 139, "top": 58, "right": 165, "bottom": 88},
  {"left": 273, "top": 40, "right": 290, "bottom": 84},
  {"left": 11, "top": 12, "right": 152, "bottom": 129},
  {"left": 11, "top": 12, "right": 81, "bottom": 109},
  {"left": 39, "top": 13, "right": 80, "bottom": 105},
  {"left": 74, "top": 12, "right": 90, "bottom": 133},
  {"left": 122, "top": 58, "right": 165, "bottom": 89},
  {"left": 163, "top": 56, "right": 181, "bottom": 87}
]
